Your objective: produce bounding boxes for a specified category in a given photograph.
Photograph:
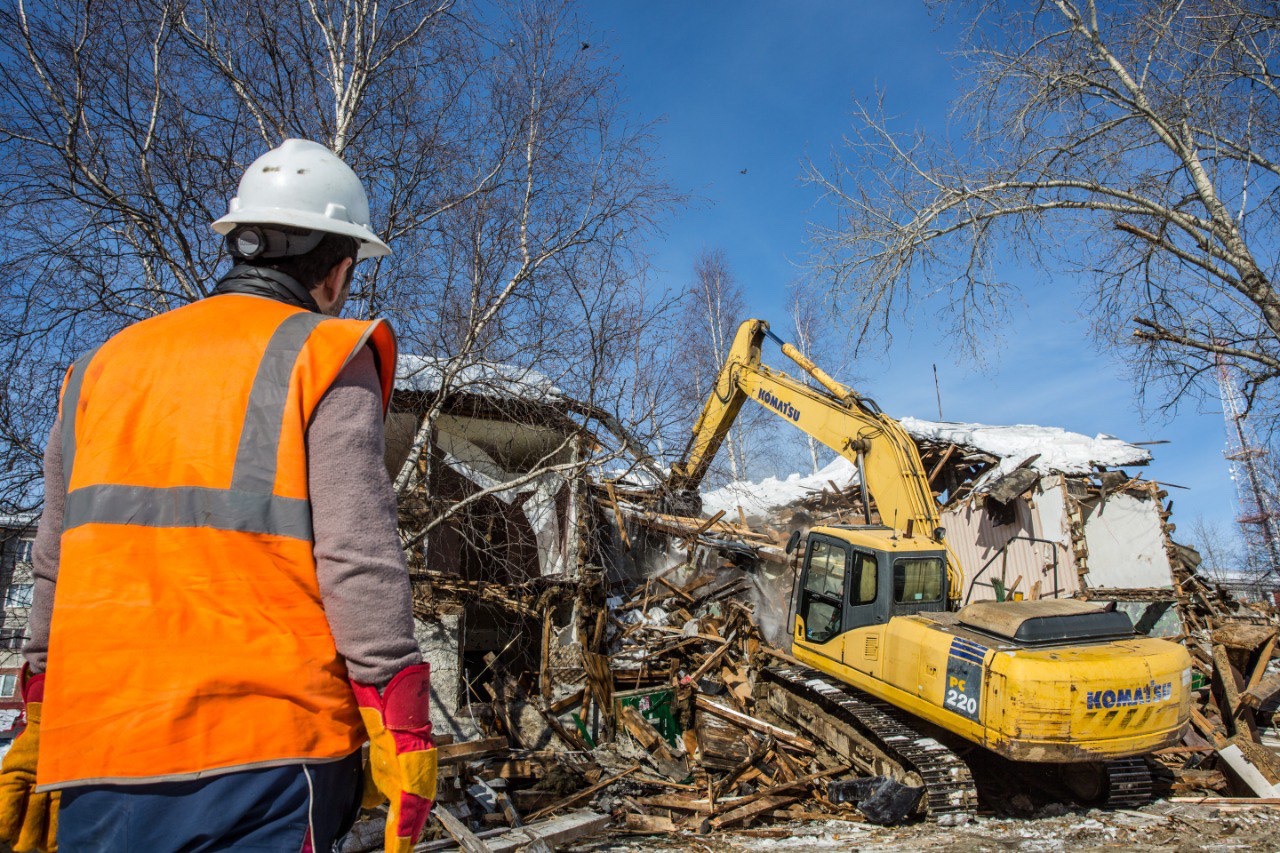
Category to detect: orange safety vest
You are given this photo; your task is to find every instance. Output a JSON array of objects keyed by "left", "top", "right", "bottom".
[{"left": 38, "top": 293, "right": 397, "bottom": 788}]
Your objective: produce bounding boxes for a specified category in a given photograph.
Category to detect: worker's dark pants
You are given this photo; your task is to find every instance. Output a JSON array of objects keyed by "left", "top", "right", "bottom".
[{"left": 57, "top": 750, "right": 363, "bottom": 852}]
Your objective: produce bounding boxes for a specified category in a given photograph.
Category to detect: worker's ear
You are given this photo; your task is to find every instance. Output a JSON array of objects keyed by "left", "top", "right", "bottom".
[{"left": 315, "top": 258, "right": 354, "bottom": 316}]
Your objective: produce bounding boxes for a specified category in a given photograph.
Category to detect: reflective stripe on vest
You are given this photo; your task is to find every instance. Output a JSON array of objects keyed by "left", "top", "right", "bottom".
[
  {"left": 60, "top": 346, "right": 100, "bottom": 496},
  {"left": 59, "top": 312, "right": 327, "bottom": 539}
]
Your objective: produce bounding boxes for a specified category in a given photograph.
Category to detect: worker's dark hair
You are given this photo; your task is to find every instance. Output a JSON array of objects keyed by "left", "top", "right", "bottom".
[{"left": 254, "top": 232, "right": 360, "bottom": 289}]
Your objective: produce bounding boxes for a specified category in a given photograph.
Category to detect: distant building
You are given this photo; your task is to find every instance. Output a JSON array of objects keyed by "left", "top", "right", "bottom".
[{"left": 0, "top": 514, "right": 37, "bottom": 730}]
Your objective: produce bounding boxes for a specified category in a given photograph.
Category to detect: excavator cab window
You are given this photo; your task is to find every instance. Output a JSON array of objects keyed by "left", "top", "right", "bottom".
[
  {"left": 799, "top": 538, "right": 848, "bottom": 643},
  {"left": 850, "top": 550, "right": 877, "bottom": 605},
  {"left": 894, "top": 557, "right": 944, "bottom": 603}
]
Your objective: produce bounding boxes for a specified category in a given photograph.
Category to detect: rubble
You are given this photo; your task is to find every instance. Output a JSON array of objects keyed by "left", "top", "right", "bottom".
[{"left": 369, "top": 376, "right": 1280, "bottom": 848}]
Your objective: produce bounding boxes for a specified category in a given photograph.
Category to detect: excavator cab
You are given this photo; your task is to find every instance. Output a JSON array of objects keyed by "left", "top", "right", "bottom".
[{"left": 792, "top": 525, "right": 949, "bottom": 643}]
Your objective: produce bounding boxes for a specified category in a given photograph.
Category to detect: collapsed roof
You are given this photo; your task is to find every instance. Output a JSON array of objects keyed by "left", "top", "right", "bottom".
[
  {"left": 702, "top": 417, "right": 1154, "bottom": 520},
  {"left": 901, "top": 417, "right": 1151, "bottom": 481}
]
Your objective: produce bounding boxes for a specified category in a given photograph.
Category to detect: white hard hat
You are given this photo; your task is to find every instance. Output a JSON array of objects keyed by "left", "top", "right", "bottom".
[{"left": 212, "top": 139, "right": 391, "bottom": 259}]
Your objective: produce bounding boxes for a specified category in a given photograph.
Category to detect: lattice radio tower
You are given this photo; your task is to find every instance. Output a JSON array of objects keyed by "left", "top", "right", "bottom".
[{"left": 1214, "top": 350, "right": 1280, "bottom": 579}]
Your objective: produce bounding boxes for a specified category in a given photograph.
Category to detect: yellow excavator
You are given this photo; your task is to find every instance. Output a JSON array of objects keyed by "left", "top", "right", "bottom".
[{"left": 669, "top": 319, "right": 1191, "bottom": 816}]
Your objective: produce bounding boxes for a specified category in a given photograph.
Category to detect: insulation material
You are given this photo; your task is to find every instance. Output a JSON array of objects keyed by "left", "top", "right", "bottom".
[{"left": 1080, "top": 491, "right": 1176, "bottom": 589}]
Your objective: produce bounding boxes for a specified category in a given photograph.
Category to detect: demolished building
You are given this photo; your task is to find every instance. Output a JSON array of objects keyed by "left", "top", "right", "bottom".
[{"left": 901, "top": 418, "right": 1190, "bottom": 638}]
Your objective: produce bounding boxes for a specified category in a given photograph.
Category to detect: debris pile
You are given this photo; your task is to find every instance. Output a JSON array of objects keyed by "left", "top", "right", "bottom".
[
  {"left": 1155, "top": 567, "right": 1280, "bottom": 801},
  {"left": 347, "top": 535, "right": 882, "bottom": 851}
]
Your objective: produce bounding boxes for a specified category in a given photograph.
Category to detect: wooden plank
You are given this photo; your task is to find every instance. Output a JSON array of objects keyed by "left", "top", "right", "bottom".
[
  {"left": 1215, "top": 741, "right": 1280, "bottom": 796},
  {"left": 1242, "top": 671, "right": 1280, "bottom": 710},
  {"left": 695, "top": 695, "right": 816, "bottom": 753},
  {"left": 926, "top": 443, "right": 958, "bottom": 486},
  {"left": 539, "top": 608, "right": 554, "bottom": 700},
  {"left": 1213, "top": 643, "right": 1256, "bottom": 739},
  {"left": 632, "top": 774, "right": 702, "bottom": 791},
  {"left": 656, "top": 575, "right": 695, "bottom": 604},
  {"left": 483, "top": 810, "right": 612, "bottom": 853},
  {"left": 438, "top": 736, "right": 508, "bottom": 765},
  {"left": 549, "top": 689, "right": 586, "bottom": 714},
  {"left": 604, "top": 482, "right": 631, "bottom": 551},
  {"left": 690, "top": 509, "right": 726, "bottom": 537},
  {"left": 1168, "top": 797, "right": 1280, "bottom": 805},
  {"left": 1243, "top": 633, "right": 1278, "bottom": 697},
  {"left": 432, "top": 806, "right": 495, "bottom": 853},
  {"left": 535, "top": 703, "right": 590, "bottom": 752},
  {"left": 636, "top": 794, "right": 715, "bottom": 813},
  {"left": 687, "top": 638, "right": 733, "bottom": 682},
  {"left": 709, "top": 794, "right": 799, "bottom": 829},
  {"left": 525, "top": 765, "right": 639, "bottom": 823},
  {"left": 625, "top": 813, "right": 678, "bottom": 833}
]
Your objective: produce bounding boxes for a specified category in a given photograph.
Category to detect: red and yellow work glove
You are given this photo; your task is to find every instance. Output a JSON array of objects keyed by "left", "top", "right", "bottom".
[
  {"left": 0, "top": 668, "right": 58, "bottom": 852},
  {"left": 352, "top": 663, "right": 437, "bottom": 853}
]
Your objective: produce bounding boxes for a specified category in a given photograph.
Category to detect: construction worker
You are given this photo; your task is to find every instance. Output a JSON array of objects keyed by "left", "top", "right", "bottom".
[{"left": 0, "top": 139, "right": 436, "bottom": 852}]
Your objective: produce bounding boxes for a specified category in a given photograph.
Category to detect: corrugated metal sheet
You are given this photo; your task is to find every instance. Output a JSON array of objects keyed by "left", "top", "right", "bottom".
[{"left": 942, "top": 475, "right": 1080, "bottom": 603}]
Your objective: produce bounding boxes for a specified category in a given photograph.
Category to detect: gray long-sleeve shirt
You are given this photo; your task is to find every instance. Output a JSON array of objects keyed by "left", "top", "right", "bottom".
[{"left": 26, "top": 345, "right": 421, "bottom": 688}]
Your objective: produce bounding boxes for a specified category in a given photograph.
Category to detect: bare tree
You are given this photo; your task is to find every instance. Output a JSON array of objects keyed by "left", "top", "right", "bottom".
[
  {"left": 665, "top": 248, "right": 775, "bottom": 487},
  {"left": 806, "top": 0, "right": 1280, "bottom": 425},
  {"left": 0, "top": 0, "right": 681, "bottom": 515},
  {"left": 786, "top": 281, "right": 849, "bottom": 474},
  {"left": 1189, "top": 515, "right": 1244, "bottom": 583}
]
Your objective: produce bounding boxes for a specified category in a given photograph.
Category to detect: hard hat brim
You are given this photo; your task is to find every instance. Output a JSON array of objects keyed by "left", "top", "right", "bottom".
[{"left": 212, "top": 209, "right": 391, "bottom": 259}]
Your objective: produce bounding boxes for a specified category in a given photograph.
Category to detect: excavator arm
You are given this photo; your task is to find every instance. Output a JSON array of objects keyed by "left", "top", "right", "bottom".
[{"left": 669, "top": 319, "right": 960, "bottom": 596}]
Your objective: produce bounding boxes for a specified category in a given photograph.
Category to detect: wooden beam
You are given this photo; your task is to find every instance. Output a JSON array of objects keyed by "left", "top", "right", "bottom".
[
  {"left": 604, "top": 482, "right": 631, "bottom": 551},
  {"left": 433, "top": 805, "right": 495, "bottom": 853},
  {"left": 1243, "top": 633, "right": 1278, "bottom": 697},
  {"left": 695, "top": 695, "right": 816, "bottom": 753},
  {"left": 624, "top": 813, "right": 678, "bottom": 833},
  {"left": 926, "top": 443, "right": 958, "bottom": 486},
  {"left": 709, "top": 794, "right": 799, "bottom": 829},
  {"left": 438, "top": 736, "right": 509, "bottom": 765},
  {"left": 1213, "top": 643, "right": 1257, "bottom": 739},
  {"left": 684, "top": 510, "right": 726, "bottom": 549},
  {"left": 483, "top": 810, "right": 612, "bottom": 853}
]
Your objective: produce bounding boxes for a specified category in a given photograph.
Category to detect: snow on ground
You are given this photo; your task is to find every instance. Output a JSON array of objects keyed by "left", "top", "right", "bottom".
[
  {"left": 567, "top": 803, "right": 1280, "bottom": 852},
  {"left": 395, "top": 354, "right": 563, "bottom": 402},
  {"left": 701, "top": 456, "right": 857, "bottom": 518}
]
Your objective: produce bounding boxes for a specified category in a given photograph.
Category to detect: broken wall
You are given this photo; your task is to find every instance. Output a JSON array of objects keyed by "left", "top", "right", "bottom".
[{"left": 944, "top": 475, "right": 1180, "bottom": 621}]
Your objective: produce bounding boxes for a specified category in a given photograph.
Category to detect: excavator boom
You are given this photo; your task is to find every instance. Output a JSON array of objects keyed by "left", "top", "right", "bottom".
[{"left": 670, "top": 319, "right": 949, "bottom": 569}]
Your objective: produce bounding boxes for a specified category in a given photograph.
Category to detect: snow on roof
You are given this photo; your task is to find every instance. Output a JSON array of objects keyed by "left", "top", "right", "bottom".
[
  {"left": 700, "top": 418, "right": 1152, "bottom": 518},
  {"left": 702, "top": 456, "right": 857, "bottom": 519},
  {"left": 899, "top": 417, "right": 1151, "bottom": 479},
  {"left": 395, "top": 355, "right": 563, "bottom": 403}
]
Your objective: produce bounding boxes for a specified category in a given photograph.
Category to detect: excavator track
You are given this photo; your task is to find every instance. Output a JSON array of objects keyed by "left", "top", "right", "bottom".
[
  {"left": 761, "top": 664, "right": 978, "bottom": 817},
  {"left": 1101, "top": 757, "right": 1153, "bottom": 808}
]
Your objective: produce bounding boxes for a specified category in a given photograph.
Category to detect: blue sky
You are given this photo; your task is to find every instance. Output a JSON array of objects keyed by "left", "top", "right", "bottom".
[{"left": 584, "top": 1, "right": 1239, "bottom": 535}]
